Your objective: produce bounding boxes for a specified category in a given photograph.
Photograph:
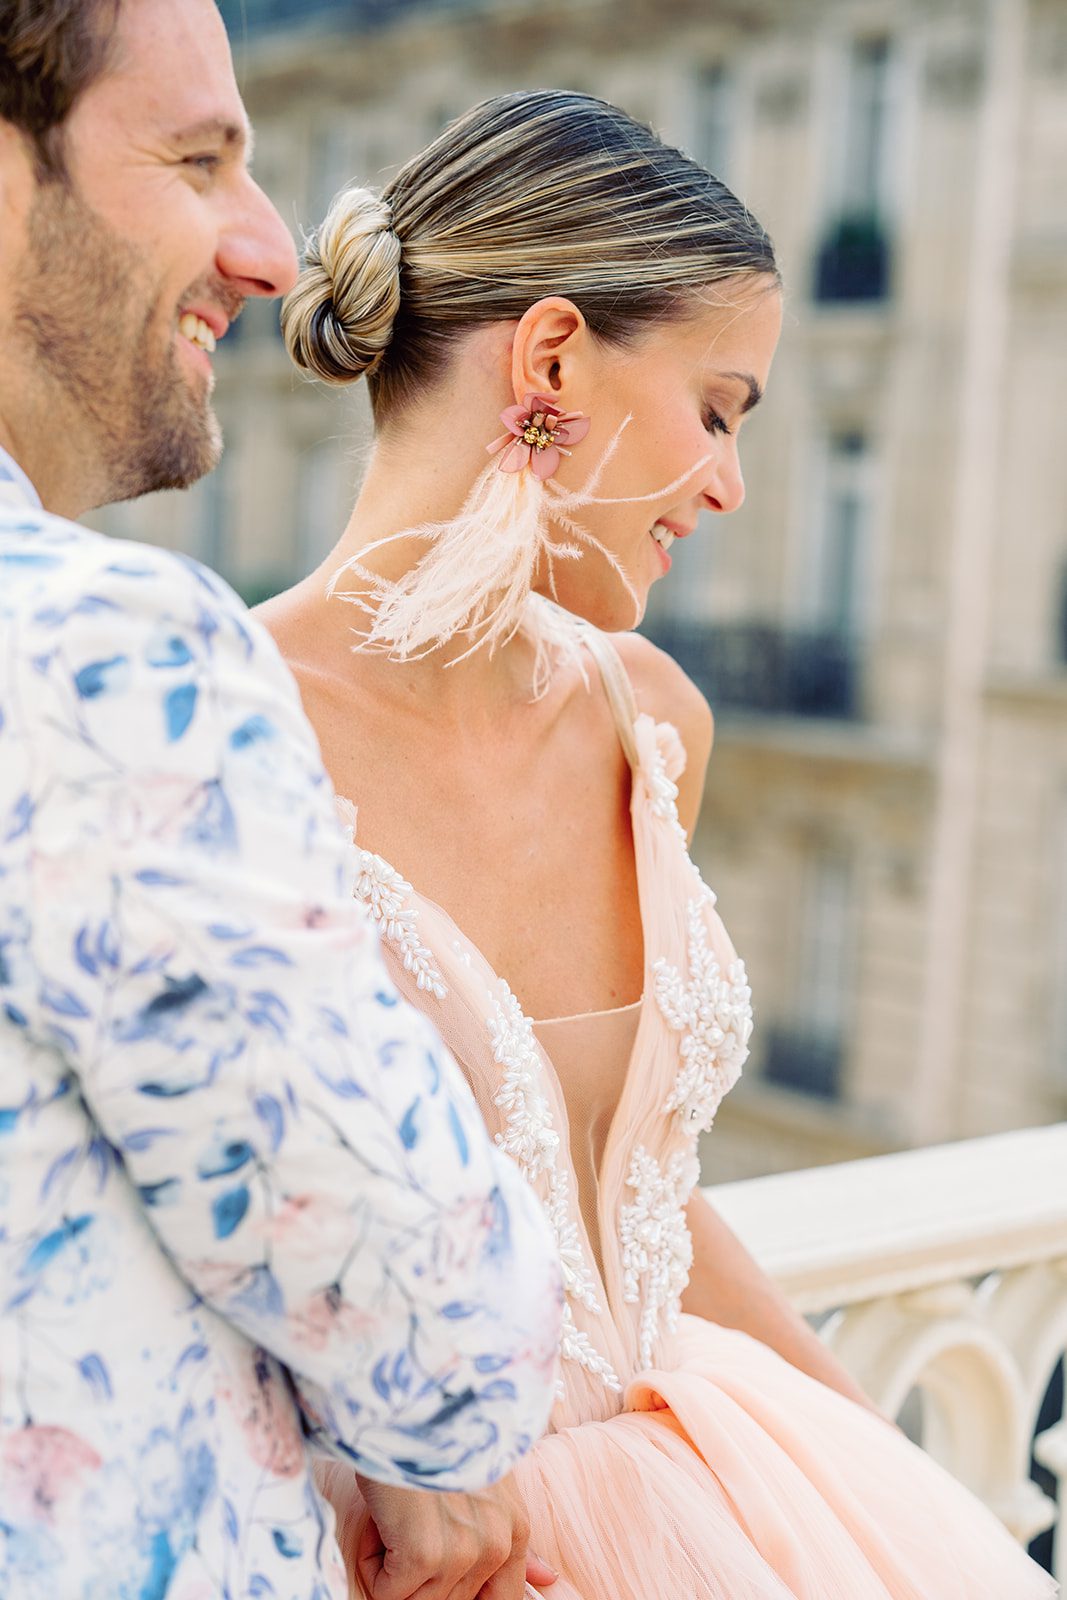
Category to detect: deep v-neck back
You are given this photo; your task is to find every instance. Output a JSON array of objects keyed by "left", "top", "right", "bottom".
[{"left": 338, "top": 619, "right": 754, "bottom": 1428}]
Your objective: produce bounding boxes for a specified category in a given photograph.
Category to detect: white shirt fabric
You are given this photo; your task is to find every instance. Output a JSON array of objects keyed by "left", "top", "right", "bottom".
[{"left": 0, "top": 464, "right": 561, "bottom": 1599}]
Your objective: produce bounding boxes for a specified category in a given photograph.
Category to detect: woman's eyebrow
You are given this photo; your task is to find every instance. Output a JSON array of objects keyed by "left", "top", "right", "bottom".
[{"left": 716, "top": 370, "right": 763, "bottom": 413}]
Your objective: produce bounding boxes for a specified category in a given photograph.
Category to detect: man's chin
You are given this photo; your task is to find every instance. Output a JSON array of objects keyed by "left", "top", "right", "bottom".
[{"left": 108, "top": 408, "right": 223, "bottom": 505}]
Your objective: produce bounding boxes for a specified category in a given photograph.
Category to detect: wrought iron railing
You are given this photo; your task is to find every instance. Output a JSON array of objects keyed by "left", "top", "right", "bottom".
[{"left": 645, "top": 618, "right": 863, "bottom": 721}]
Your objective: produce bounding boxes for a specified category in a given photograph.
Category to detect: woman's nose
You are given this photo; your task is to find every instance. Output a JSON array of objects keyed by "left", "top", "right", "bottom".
[{"left": 702, "top": 445, "right": 745, "bottom": 515}]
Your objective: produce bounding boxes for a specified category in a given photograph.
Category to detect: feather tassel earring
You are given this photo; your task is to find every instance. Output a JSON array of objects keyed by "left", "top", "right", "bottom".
[{"left": 328, "top": 392, "right": 713, "bottom": 695}]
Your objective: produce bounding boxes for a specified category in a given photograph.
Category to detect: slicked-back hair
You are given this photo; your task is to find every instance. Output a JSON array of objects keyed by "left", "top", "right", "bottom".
[
  {"left": 282, "top": 90, "right": 780, "bottom": 420},
  {"left": 0, "top": 0, "right": 120, "bottom": 179}
]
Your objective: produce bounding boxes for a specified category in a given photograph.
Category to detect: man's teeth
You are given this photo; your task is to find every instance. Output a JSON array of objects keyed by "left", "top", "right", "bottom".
[
  {"left": 178, "top": 312, "right": 217, "bottom": 353},
  {"left": 650, "top": 523, "right": 675, "bottom": 551}
]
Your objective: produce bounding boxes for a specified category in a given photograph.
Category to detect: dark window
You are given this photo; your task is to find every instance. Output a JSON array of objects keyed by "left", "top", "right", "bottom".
[
  {"left": 219, "top": 0, "right": 354, "bottom": 32},
  {"left": 694, "top": 63, "right": 735, "bottom": 182},
  {"left": 762, "top": 1026, "right": 843, "bottom": 1098},
  {"left": 814, "top": 214, "right": 891, "bottom": 303},
  {"left": 219, "top": 0, "right": 487, "bottom": 36},
  {"left": 643, "top": 618, "right": 861, "bottom": 721},
  {"left": 762, "top": 847, "right": 854, "bottom": 1101},
  {"left": 814, "top": 38, "right": 894, "bottom": 304}
]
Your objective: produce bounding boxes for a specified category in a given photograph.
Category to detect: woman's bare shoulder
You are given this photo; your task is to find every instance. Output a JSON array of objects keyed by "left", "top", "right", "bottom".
[
  {"left": 609, "top": 631, "right": 713, "bottom": 754},
  {"left": 607, "top": 631, "right": 714, "bottom": 837}
]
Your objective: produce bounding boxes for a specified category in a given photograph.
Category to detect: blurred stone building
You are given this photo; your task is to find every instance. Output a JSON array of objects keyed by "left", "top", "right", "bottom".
[{"left": 98, "top": 0, "right": 1067, "bottom": 1180}]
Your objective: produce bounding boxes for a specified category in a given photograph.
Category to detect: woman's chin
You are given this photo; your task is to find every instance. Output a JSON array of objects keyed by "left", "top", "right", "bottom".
[{"left": 537, "top": 579, "right": 648, "bottom": 635}]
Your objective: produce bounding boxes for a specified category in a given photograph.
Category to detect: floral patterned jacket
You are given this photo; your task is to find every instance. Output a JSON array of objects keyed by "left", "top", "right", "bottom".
[{"left": 0, "top": 454, "right": 561, "bottom": 1600}]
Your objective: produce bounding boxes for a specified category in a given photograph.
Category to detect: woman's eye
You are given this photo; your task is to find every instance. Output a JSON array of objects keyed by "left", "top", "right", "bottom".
[{"left": 702, "top": 408, "right": 733, "bottom": 437}]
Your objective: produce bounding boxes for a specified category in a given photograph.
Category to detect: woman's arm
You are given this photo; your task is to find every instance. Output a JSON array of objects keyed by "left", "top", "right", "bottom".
[{"left": 683, "top": 1190, "right": 882, "bottom": 1415}]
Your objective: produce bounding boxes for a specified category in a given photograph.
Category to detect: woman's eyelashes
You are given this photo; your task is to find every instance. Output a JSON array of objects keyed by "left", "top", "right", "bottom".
[{"left": 702, "top": 405, "right": 733, "bottom": 437}]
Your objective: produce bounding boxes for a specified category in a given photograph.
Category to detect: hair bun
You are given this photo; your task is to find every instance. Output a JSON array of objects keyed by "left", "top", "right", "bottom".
[{"left": 282, "top": 186, "right": 402, "bottom": 384}]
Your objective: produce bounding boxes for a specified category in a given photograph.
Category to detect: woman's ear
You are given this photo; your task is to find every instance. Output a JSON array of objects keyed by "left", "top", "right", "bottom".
[{"left": 509, "top": 297, "right": 589, "bottom": 403}]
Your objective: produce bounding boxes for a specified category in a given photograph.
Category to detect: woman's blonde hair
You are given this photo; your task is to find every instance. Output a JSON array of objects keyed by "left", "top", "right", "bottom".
[{"left": 282, "top": 89, "right": 778, "bottom": 417}]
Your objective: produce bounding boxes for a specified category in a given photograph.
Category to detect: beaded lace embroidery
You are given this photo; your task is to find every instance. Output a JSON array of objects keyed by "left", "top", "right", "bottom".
[
  {"left": 489, "top": 983, "right": 623, "bottom": 1393},
  {"left": 645, "top": 731, "right": 689, "bottom": 845},
  {"left": 619, "top": 1144, "right": 700, "bottom": 1370},
  {"left": 337, "top": 799, "right": 447, "bottom": 1000},
  {"left": 625, "top": 724, "right": 753, "bottom": 1365},
  {"left": 654, "top": 895, "right": 752, "bottom": 1134}
]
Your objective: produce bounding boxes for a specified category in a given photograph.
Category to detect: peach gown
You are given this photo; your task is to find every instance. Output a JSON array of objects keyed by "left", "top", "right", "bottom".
[{"left": 325, "top": 621, "right": 1057, "bottom": 1599}]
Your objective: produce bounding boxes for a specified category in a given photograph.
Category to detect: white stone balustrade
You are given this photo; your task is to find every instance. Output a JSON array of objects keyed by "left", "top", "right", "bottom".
[{"left": 706, "top": 1123, "right": 1067, "bottom": 1582}]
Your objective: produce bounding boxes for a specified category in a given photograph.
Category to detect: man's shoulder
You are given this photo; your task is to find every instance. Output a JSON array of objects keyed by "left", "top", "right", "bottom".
[{"left": 0, "top": 509, "right": 258, "bottom": 654}]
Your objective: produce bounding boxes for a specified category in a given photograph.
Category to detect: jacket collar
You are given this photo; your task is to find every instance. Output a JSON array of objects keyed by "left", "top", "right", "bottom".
[{"left": 0, "top": 445, "right": 43, "bottom": 513}]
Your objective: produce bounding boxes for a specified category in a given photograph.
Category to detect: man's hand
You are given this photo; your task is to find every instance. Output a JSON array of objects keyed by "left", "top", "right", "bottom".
[{"left": 351, "top": 1470, "right": 557, "bottom": 1600}]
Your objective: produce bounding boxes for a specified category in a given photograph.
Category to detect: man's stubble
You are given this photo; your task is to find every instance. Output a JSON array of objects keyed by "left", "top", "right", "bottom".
[{"left": 13, "top": 179, "right": 225, "bottom": 508}]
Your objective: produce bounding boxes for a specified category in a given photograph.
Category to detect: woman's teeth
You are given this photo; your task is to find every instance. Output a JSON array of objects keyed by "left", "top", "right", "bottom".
[
  {"left": 650, "top": 522, "right": 675, "bottom": 552},
  {"left": 178, "top": 312, "right": 217, "bottom": 353}
]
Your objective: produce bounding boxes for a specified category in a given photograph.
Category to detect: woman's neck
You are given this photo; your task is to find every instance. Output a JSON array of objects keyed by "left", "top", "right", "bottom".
[{"left": 286, "top": 445, "right": 548, "bottom": 727}]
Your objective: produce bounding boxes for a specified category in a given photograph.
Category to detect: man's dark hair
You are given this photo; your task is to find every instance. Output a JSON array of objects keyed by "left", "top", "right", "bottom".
[{"left": 0, "top": 0, "right": 120, "bottom": 179}]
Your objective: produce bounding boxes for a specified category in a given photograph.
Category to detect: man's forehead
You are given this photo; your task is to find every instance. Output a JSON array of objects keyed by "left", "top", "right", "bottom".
[{"left": 93, "top": 0, "right": 250, "bottom": 151}]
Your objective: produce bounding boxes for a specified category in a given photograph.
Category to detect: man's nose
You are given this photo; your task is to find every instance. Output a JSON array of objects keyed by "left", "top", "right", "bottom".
[{"left": 219, "top": 178, "right": 300, "bottom": 299}]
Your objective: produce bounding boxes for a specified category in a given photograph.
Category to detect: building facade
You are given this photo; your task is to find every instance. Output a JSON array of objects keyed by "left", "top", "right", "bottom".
[{"left": 96, "top": 0, "right": 1067, "bottom": 1181}]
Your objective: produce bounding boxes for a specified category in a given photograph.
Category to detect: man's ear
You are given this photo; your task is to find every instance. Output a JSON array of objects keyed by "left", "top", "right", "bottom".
[
  {"left": 509, "top": 297, "right": 590, "bottom": 403},
  {"left": 0, "top": 120, "right": 37, "bottom": 229}
]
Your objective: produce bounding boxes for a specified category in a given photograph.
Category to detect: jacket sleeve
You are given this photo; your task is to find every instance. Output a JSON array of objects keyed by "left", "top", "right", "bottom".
[{"left": 14, "top": 542, "right": 561, "bottom": 1490}]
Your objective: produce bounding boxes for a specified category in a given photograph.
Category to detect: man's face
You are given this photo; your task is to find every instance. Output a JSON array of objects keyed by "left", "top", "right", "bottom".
[{"left": 4, "top": 0, "right": 298, "bottom": 507}]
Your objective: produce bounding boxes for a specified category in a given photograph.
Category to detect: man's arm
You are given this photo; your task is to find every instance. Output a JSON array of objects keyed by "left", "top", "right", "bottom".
[{"left": 7, "top": 535, "right": 561, "bottom": 1491}]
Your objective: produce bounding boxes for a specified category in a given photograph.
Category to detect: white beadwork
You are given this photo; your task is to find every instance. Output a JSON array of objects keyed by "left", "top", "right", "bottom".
[
  {"left": 337, "top": 799, "right": 448, "bottom": 1000},
  {"left": 645, "top": 733, "right": 688, "bottom": 844},
  {"left": 490, "top": 986, "right": 562, "bottom": 1181},
  {"left": 560, "top": 1305, "right": 624, "bottom": 1393},
  {"left": 490, "top": 983, "right": 623, "bottom": 1393},
  {"left": 654, "top": 895, "right": 753, "bottom": 1134},
  {"left": 619, "top": 1144, "right": 700, "bottom": 1371}
]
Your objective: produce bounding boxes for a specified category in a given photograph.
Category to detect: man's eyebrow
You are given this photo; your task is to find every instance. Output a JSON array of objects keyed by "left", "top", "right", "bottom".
[
  {"left": 169, "top": 117, "right": 255, "bottom": 161},
  {"left": 719, "top": 371, "right": 764, "bottom": 414}
]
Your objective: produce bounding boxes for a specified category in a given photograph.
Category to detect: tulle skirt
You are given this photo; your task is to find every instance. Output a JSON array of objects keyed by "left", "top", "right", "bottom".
[{"left": 331, "top": 1315, "right": 1059, "bottom": 1598}]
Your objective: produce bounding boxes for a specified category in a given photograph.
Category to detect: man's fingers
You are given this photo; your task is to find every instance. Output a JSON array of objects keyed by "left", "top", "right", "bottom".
[
  {"left": 355, "top": 1513, "right": 392, "bottom": 1598},
  {"left": 374, "top": 1533, "right": 508, "bottom": 1600},
  {"left": 350, "top": 1472, "right": 536, "bottom": 1600},
  {"left": 468, "top": 1537, "right": 529, "bottom": 1600}
]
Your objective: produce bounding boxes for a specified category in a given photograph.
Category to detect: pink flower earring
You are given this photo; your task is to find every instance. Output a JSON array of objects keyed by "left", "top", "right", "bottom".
[{"left": 487, "top": 392, "right": 591, "bottom": 481}]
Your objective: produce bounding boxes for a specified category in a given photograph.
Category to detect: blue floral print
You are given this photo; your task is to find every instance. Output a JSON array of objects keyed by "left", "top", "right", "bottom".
[{"left": 0, "top": 459, "right": 561, "bottom": 1599}]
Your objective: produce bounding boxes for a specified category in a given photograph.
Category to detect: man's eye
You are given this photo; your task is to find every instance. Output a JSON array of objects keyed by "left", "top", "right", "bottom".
[{"left": 184, "top": 154, "right": 221, "bottom": 174}]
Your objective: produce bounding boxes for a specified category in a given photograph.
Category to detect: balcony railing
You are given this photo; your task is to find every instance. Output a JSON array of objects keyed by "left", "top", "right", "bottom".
[
  {"left": 707, "top": 1123, "right": 1067, "bottom": 1583},
  {"left": 645, "top": 618, "right": 862, "bottom": 721}
]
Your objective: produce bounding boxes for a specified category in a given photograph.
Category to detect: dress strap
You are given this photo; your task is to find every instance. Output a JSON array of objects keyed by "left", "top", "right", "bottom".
[{"left": 578, "top": 625, "right": 641, "bottom": 771}]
